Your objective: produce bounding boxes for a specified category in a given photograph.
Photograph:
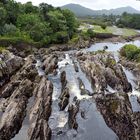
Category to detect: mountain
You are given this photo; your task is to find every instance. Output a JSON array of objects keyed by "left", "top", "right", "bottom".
[
  {"left": 61, "top": 4, "right": 96, "bottom": 17},
  {"left": 61, "top": 4, "right": 140, "bottom": 16}
]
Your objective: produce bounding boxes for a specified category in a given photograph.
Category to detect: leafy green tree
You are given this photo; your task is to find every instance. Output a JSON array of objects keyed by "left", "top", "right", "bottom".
[
  {"left": 48, "top": 10, "right": 67, "bottom": 32},
  {"left": 120, "top": 44, "right": 140, "bottom": 60},
  {"left": 3, "top": 23, "right": 19, "bottom": 36},
  {"left": 39, "top": 3, "right": 53, "bottom": 21},
  {"left": 17, "top": 14, "right": 40, "bottom": 31},
  {"left": 51, "top": 31, "right": 69, "bottom": 43},
  {"left": 87, "top": 29, "right": 96, "bottom": 38},
  {"left": 62, "top": 9, "right": 78, "bottom": 38},
  {"left": 116, "top": 12, "right": 140, "bottom": 29},
  {"left": 24, "top": 2, "right": 38, "bottom": 14},
  {"left": 4, "top": 0, "right": 21, "bottom": 24},
  {"left": 29, "top": 22, "right": 52, "bottom": 42},
  {"left": 0, "top": 0, "right": 78, "bottom": 45},
  {"left": 0, "top": 7, "right": 7, "bottom": 34}
]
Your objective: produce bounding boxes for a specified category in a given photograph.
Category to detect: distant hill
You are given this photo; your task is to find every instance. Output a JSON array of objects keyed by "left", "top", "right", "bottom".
[{"left": 61, "top": 4, "right": 140, "bottom": 16}]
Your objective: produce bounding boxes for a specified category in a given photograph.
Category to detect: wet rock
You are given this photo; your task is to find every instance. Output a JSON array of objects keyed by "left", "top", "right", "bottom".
[
  {"left": 77, "top": 77, "right": 92, "bottom": 96},
  {"left": 0, "top": 79, "right": 34, "bottom": 140},
  {"left": 120, "top": 58, "right": 140, "bottom": 90},
  {"left": 0, "top": 81, "right": 20, "bottom": 98},
  {"left": 78, "top": 52, "right": 132, "bottom": 93},
  {"left": 43, "top": 55, "right": 58, "bottom": 75},
  {"left": 0, "top": 97, "right": 27, "bottom": 140},
  {"left": 103, "top": 45, "right": 108, "bottom": 50},
  {"left": 68, "top": 101, "right": 80, "bottom": 130},
  {"left": 59, "top": 88, "right": 69, "bottom": 111},
  {"left": 28, "top": 77, "right": 53, "bottom": 140},
  {"left": 60, "top": 71, "right": 67, "bottom": 91},
  {"left": 95, "top": 93, "right": 136, "bottom": 140},
  {"left": 78, "top": 77, "right": 85, "bottom": 90},
  {"left": 133, "top": 112, "right": 140, "bottom": 139},
  {"left": 74, "top": 62, "right": 79, "bottom": 72}
]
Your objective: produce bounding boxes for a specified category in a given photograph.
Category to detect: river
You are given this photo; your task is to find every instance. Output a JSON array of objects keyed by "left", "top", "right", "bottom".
[{"left": 12, "top": 39, "right": 140, "bottom": 140}]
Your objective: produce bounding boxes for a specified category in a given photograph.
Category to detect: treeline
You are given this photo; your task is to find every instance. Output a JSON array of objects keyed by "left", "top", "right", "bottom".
[
  {"left": 0, "top": 0, "right": 78, "bottom": 47},
  {"left": 116, "top": 12, "right": 140, "bottom": 29}
]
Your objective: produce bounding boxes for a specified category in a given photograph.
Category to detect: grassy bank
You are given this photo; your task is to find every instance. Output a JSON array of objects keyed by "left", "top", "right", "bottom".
[{"left": 79, "top": 24, "right": 139, "bottom": 37}]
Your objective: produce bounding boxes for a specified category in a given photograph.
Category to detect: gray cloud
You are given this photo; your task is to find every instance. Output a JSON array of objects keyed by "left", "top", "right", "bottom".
[{"left": 16, "top": 0, "right": 140, "bottom": 10}]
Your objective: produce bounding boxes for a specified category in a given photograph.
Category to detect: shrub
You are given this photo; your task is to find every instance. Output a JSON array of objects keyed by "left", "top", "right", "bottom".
[
  {"left": 69, "top": 34, "right": 80, "bottom": 44},
  {"left": 120, "top": 44, "right": 140, "bottom": 61},
  {"left": 51, "top": 31, "right": 69, "bottom": 44},
  {"left": 0, "top": 46, "right": 6, "bottom": 53},
  {"left": 3, "top": 24, "right": 19, "bottom": 36},
  {"left": 87, "top": 29, "right": 96, "bottom": 38},
  {"left": 100, "top": 24, "right": 107, "bottom": 30}
]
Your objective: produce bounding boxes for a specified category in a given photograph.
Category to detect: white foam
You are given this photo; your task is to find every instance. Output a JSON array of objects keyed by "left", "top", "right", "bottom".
[
  {"left": 106, "top": 85, "right": 117, "bottom": 94},
  {"left": 35, "top": 60, "right": 45, "bottom": 76},
  {"left": 58, "top": 54, "right": 73, "bottom": 69}
]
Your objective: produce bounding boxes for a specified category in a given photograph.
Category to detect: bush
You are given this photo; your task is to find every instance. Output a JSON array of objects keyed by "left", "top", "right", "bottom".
[
  {"left": 69, "top": 34, "right": 79, "bottom": 44},
  {"left": 3, "top": 24, "right": 18, "bottom": 35},
  {"left": 100, "top": 24, "right": 107, "bottom": 30},
  {"left": 41, "top": 36, "right": 51, "bottom": 47},
  {"left": 0, "top": 36, "right": 39, "bottom": 47},
  {"left": 120, "top": 44, "right": 140, "bottom": 61},
  {"left": 0, "top": 46, "right": 6, "bottom": 53},
  {"left": 87, "top": 29, "right": 96, "bottom": 38},
  {"left": 81, "top": 31, "right": 90, "bottom": 40},
  {"left": 117, "top": 24, "right": 124, "bottom": 28},
  {"left": 51, "top": 31, "right": 69, "bottom": 44}
]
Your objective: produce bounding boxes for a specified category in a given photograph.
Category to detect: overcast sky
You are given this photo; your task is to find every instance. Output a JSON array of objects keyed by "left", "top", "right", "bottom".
[{"left": 16, "top": 0, "right": 140, "bottom": 10}]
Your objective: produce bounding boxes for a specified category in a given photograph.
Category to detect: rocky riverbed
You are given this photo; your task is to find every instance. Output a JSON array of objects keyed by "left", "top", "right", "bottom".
[{"left": 1, "top": 40, "right": 140, "bottom": 140}]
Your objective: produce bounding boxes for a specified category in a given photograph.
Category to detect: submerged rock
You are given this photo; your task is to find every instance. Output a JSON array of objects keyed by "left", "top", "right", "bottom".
[
  {"left": 68, "top": 101, "right": 80, "bottom": 130},
  {"left": 95, "top": 92, "right": 136, "bottom": 140}
]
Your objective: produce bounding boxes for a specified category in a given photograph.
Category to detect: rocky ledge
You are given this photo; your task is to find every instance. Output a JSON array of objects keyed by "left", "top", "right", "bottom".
[{"left": 77, "top": 51, "right": 140, "bottom": 140}]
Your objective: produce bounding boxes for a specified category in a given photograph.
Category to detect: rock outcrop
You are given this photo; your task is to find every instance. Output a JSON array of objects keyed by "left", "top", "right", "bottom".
[
  {"left": 59, "top": 71, "right": 69, "bottom": 111},
  {"left": 94, "top": 93, "right": 136, "bottom": 140},
  {"left": 77, "top": 52, "right": 132, "bottom": 93},
  {"left": 0, "top": 51, "right": 24, "bottom": 87},
  {"left": 28, "top": 77, "right": 53, "bottom": 140}
]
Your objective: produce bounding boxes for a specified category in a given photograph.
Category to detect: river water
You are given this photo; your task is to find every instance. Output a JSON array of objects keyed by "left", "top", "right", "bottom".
[
  {"left": 11, "top": 39, "right": 140, "bottom": 140},
  {"left": 48, "top": 53, "right": 118, "bottom": 140}
]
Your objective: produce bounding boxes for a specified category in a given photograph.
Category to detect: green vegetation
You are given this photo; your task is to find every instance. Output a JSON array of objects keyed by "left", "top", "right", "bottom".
[
  {"left": 116, "top": 12, "right": 140, "bottom": 29},
  {"left": 0, "top": 46, "right": 6, "bottom": 53},
  {"left": 80, "top": 24, "right": 138, "bottom": 37},
  {"left": 0, "top": 0, "right": 78, "bottom": 47},
  {"left": 120, "top": 44, "right": 140, "bottom": 62}
]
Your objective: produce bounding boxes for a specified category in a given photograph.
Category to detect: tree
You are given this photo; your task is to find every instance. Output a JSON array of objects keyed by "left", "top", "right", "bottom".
[
  {"left": 29, "top": 22, "right": 52, "bottom": 42},
  {"left": 17, "top": 14, "right": 41, "bottom": 31},
  {"left": 47, "top": 10, "right": 67, "bottom": 32},
  {"left": 39, "top": 3, "right": 53, "bottom": 21},
  {"left": 0, "top": 7, "right": 7, "bottom": 34},
  {"left": 3, "top": 23, "right": 19, "bottom": 36},
  {"left": 24, "top": 2, "right": 38, "bottom": 14},
  {"left": 62, "top": 9, "right": 78, "bottom": 38},
  {"left": 4, "top": 0, "right": 21, "bottom": 24}
]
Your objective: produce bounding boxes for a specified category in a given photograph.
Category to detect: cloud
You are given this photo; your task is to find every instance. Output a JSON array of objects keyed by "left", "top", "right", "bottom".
[{"left": 16, "top": 0, "right": 140, "bottom": 10}]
